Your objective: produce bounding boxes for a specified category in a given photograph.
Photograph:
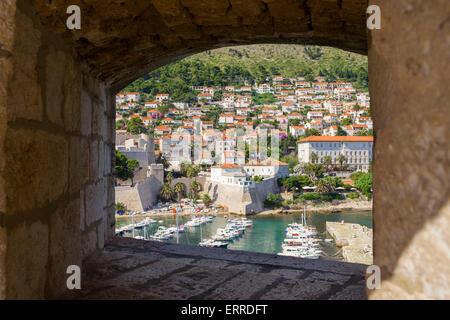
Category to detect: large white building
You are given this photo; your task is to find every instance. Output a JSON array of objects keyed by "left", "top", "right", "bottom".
[{"left": 297, "top": 136, "right": 373, "bottom": 171}]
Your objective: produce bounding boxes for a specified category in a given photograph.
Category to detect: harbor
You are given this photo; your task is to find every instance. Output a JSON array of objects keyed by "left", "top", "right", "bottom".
[{"left": 116, "top": 210, "right": 372, "bottom": 262}]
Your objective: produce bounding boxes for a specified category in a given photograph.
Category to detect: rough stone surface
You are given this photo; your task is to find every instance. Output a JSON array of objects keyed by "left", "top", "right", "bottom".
[
  {"left": 368, "top": 0, "right": 450, "bottom": 299},
  {"left": 63, "top": 237, "right": 367, "bottom": 300},
  {"left": 29, "top": 0, "right": 368, "bottom": 89},
  {"left": 0, "top": 0, "right": 449, "bottom": 300}
]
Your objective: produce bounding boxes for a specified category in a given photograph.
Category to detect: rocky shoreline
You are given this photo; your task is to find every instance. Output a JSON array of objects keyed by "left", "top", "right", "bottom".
[{"left": 254, "top": 200, "right": 372, "bottom": 216}]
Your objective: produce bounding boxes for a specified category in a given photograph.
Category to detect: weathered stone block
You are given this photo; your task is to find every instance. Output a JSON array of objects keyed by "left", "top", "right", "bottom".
[
  {"left": 80, "top": 90, "right": 92, "bottom": 136},
  {"left": 48, "top": 202, "right": 82, "bottom": 297},
  {"left": 63, "top": 55, "right": 82, "bottom": 132},
  {"left": 4, "top": 129, "right": 68, "bottom": 214},
  {"left": 85, "top": 179, "right": 106, "bottom": 226},
  {"left": 81, "top": 228, "right": 97, "bottom": 259},
  {"left": 6, "top": 220, "right": 48, "bottom": 299},
  {"left": 7, "top": 9, "right": 43, "bottom": 122},
  {"left": 89, "top": 139, "right": 99, "bottom": 180},
  {"left": 69, "top": 136, "right": 89, "bottom": 195},
  {"left": 45, "top": 48, "right": 66, "bottom": 125}
]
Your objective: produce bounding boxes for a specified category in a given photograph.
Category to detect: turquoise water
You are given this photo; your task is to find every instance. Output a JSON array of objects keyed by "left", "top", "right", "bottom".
[{"left": 116, "top": 210, "right": 372, "bottom": 261}]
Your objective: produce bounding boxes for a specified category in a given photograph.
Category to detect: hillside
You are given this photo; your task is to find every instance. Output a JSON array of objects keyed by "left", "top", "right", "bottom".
[{"left": 122, "top": 44, "right": 368, "bottom": 103}]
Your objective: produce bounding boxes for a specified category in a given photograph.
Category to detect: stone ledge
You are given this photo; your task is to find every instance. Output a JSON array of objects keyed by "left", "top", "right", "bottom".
[{"left": 65, "top": 237, "right": 367, "bottom": 300}]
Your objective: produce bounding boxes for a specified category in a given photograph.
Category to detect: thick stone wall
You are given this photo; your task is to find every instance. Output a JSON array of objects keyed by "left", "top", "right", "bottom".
[
  {"left": 0, "top": 0, "right": 449, "bottom": 300},
  {"left": 115, "top": 175, "right": 163, "bottom": 212},
  {"left": 204, "top": 178, "right": 279, "bottom": 215},
  {"left": 0, "top": 1, "right": 114, "bottom": 298},
  {"left": 369, "top": 0, "right": 450, "bottom": 299}
]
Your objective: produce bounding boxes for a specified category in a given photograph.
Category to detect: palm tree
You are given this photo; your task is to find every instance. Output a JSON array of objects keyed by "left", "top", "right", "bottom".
[
  {"left": 160, "top": 183, "right": 174, "bottom": 202},
  {"left": 173, "top": 183, "right": 186, "bottom": 201},
  {"left": 190, "top": 181, "right": 200, "bottom": 200},
  {"left": 310, "top": 152, "right": 318, "bottom": 164},
  {"left": 202, "top": 194, "right": 212, "bottom": 207},
  {"left": 316, "top": 178, "right": 336, "bottom": 193},
  {"left": 337, "top": 154, "right": 347, "bottom": 170},
  {"left": 166, "top": 171, "right": 173, "bottom": 185},
  {"left": 323, "top": 155, "right": 332, "bottom": 170}
]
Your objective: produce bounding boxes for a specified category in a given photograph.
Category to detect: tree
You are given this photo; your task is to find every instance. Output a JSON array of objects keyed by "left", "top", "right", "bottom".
[
  {"left": 202, "top": 194, "right": 212, "bottom": 207},
  {"left": 316, "top": 178, "right": 336, "bottom": 193},
  {"left": 340, "top": 118, "right": 353, "bottom": 126},
  {"left": 316, "top": 176, "right": 343, "bottom": 193},
  {"left": 303, "top": 46, "right": 323, "bottom": 60},
  {"left": 116, "top": 119, "right": 125, "bottom": 130},
  {"left": 156, "top": 152, "right": 169, "bottom": 169},
  {"left": 280, "top": 175, "right": 313, "bottom": 192},
  {"left": 337, "top": 126, "right": 347, "bottom": 136},
  {"left": 302, "top": 128, "right": 321, "bottom": 138},
  {"left": 190, "top": 181, "right": 200, "bottom": 200},
  {"left": 166, "top": 171, "right": 173, "bottom": 185},
  {"left": 354, "top": 172, "right": 373, "bottom": 199},
  {"left": 126, "top": 117, "right": 144, "bottom": 134},
  {"left": 323, "top": 155, "right": 332, "bottom": 169},
  {"left": 160, "top": 183, "right": 174, "bottom": 201},
  {"left": 114, "top": 150, "right": 141, "bottom": 186},
  {"left": 303, "top": 163, "right": 325, "bottom": 182},
  {"left": 337, "top": 154, "right": 347, "bottom": 170},
  {"left": 264, "top": 193, "right": 282, "bottom": 209},
  {"left": 310, "top": 152, "right": 318, "bottom": 164},
  {"left": 115, "top": 202, "right": 126, "bottom": 212},
  {"left": 173, "top": 183, "right": 186, "bottom": 201}
]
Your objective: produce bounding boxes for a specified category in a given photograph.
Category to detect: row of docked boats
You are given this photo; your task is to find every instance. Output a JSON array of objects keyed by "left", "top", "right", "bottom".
[
  {"left": 115, "top": 217, "right": 157, "bottom": 236},
  {"left": 199, "top": 218, "right": 254, "bottom": 249},
  {"left": 278, "top": 212, "right": 322, "bottom": 259},
  {"left": 150, "top": 215, "right": 215, "bottom": 242}
]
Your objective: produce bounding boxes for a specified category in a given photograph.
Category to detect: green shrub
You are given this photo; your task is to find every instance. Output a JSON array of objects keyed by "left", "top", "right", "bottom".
[
  {"left": 347, "top": 192, "right": 360, "bottom": 199},
  {"left": 300, "top": 192, "right": 344, "bottom": 202},
  {"left": 264, "top": 193, "right": 282, "bottom": 208}
]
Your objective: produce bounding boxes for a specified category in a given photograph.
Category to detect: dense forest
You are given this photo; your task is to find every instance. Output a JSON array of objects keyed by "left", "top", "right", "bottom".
[{"left": 121, "top": 44, "right": 368, "bottom": 103}]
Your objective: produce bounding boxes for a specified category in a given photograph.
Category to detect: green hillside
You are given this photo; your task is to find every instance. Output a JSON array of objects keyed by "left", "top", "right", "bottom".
[{"left": 122, "top": 44, "right": 368, "bottom": 103}]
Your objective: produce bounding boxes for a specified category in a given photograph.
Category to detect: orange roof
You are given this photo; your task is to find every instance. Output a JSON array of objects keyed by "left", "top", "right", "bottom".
[
  {"left": 220, "top": 164, "right": 241, "bottom": 168},
  {"left": 297, "top": 136, "right": 373, "bottom": 143}
]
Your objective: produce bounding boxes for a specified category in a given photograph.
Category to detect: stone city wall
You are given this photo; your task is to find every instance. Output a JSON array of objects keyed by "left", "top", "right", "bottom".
[
  {"left": 0, "top": 1, "right": 114, "bottom": 298},
  {"left": 203, "top": 177, "right": 279, "bottom": 215}
]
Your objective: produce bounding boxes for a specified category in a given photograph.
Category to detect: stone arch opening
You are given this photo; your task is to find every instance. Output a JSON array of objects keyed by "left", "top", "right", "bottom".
[{"left": 0, "top": 0, "right": 448, "bottom": 300}]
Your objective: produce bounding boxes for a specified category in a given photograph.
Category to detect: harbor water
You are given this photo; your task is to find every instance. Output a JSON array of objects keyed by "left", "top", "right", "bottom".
[{"left": 116, "top": 210, "right": 372, "bottom": 261}]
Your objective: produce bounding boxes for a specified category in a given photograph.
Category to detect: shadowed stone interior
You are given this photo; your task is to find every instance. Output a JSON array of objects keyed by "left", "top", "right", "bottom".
[
  {"left": 0, "top": 0, "right": 449, "bottom": 299},
  {"left": 64, "top": 237, "right": 367, "bottom": 300}
]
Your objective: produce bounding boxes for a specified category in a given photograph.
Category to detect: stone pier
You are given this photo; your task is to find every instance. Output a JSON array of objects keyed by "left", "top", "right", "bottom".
[{"left": 326, "top": 222, "right": 373, "bottom": 265}]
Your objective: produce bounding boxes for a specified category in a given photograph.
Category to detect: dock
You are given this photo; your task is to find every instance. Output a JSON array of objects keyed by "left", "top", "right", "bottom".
[{"left": 326, "top": 221, "right": 373, "bottom": 265}]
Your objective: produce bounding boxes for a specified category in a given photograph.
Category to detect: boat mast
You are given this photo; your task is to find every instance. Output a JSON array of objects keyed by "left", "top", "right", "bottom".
[
  {"left": 132, "top": 215, "right": 135, "bottom": 238},
  {"left": 176, "top": 206, "right": 179, "bottom": 244}
]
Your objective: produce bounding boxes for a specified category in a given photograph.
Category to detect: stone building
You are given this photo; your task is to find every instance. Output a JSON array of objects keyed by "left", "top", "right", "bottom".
[{"left": 298, "top": 136, "right": 373, "bottom": 172}]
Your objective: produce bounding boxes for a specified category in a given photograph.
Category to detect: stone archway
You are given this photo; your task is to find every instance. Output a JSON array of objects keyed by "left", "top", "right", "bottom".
[{"left": 0, "top": 0, "right": 449, "bottom": 299}]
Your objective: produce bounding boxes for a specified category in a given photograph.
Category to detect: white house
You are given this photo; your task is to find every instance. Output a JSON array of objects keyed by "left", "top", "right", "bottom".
[
  {"left": 116, "top": 92, "right": 140, "bottom": 105},
  {"left": 155, "top": 93, "right": 169, "bottom": 102},
  {"left": 289, "top": 125, "right": 306, "bottom": 137},
  {"left": 210, "top": 164, "right": 252, "bottom": 187},
  {"left": 243, "top": 158, "right": 290, "bottom": 179}
]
